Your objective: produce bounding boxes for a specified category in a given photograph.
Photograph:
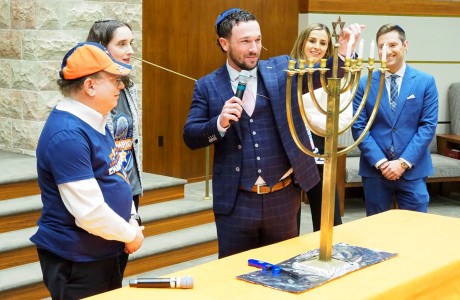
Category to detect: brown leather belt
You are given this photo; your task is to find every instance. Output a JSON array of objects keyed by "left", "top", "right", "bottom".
[{"left": 239, "top": 176, "right": 292, "bottom": 194}]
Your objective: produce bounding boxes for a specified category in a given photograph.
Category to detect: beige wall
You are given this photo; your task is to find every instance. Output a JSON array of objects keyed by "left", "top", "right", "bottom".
[
  {"left": 300, "top": 13, "right": 460, "bottom": 135},
  {"left": 0, "top": 0, "right": 142, "bottom": 155}
]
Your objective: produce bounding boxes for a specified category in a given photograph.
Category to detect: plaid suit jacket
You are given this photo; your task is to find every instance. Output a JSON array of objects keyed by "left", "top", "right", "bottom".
[{"left": 184, "top": 55, "right": 319, "bottom": 214}]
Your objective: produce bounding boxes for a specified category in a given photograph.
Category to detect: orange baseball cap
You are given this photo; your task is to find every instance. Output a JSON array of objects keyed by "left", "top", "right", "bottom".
[{"left": 59, "top": 42, "right": 132, "bottom": 80}]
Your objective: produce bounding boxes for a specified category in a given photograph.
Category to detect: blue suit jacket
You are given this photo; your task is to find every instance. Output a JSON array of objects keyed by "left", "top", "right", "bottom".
[
  {"left": 352, "top": 64, "right": 438, "bottom": 180},
  {"left": 184, "top": 55, "right": 319, "bottom": 214}
]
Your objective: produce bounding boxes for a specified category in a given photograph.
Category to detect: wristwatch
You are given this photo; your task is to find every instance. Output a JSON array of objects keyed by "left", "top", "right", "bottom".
[
  {"left": 399, "top": 158, "right": 409, "bottom": 170},
  {"left": 130, "top": 213, "right": 142, "bottom": 226}
]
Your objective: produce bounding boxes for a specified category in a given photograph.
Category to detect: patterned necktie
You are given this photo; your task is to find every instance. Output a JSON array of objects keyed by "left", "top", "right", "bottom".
[
  {"left": 242, "top": 77, "right": 256, "bottom": 116},
  {"left": 390, "top": 74, "right": 399, "bottom": 112}
]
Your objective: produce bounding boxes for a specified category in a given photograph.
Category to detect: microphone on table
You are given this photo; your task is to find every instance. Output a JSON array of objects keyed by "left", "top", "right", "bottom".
[
  {"left": 230, "top": 70, "right": 251, "bottom": 125},
  {"left": 129, "top": 276, "right": 194, "bottom": 289}
]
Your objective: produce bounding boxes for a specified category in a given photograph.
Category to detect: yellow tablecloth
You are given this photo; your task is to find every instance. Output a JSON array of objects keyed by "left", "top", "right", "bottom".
[{"left": 87, "top": 210, "right": 460, "bottom": 299}]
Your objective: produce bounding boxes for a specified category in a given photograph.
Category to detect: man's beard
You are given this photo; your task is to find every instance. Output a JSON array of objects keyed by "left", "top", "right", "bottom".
[{"left": 228, "top": 49, "right": 259, "bottom": 71}]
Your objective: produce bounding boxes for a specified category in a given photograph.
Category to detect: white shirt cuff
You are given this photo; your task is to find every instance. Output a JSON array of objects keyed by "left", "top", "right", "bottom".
[
  {"left": 217, "top": 115, "right": 229, "bottom": 136},
  {"left": 375, "top": 158, "right": 388, "bottom": 169}
]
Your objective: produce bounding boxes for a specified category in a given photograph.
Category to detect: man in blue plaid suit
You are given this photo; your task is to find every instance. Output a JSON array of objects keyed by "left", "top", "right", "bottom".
[{"left": 183, "top": 8, "right": 319, "bottom": 258}]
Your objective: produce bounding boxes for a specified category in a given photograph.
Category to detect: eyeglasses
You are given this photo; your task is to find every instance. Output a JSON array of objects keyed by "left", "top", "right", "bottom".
[
  {"left": 94, "top": 19, "right": 116, "bottom": 24},
  {"left": 109, "top": 76, "right": 124, "bottom": 87},
  {"left": 103, "top": 75, "right": 124, "bottom": 87}
]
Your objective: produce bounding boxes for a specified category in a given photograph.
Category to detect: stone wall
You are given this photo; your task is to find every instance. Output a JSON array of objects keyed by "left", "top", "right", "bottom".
[{"left": 0, "top": 0, "right": 143, "bottom": 155}]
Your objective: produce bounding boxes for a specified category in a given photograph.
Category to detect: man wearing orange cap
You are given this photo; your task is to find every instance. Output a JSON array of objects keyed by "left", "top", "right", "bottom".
[{"left": 30, "top": 42, "right": 144, "bottom": 299}]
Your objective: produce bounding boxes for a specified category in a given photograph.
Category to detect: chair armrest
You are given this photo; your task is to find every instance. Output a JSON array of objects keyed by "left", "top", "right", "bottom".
[{"left": 436, "top": 134, "right": 460, "bottom": 157}]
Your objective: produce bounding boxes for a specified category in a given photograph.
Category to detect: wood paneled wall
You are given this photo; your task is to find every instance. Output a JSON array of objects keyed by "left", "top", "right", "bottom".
[
  {"left": 142, "top": 1, "right": 299, "bottom": 180},
  {"left": 143, "top": 0, "right": 459, "bottom": 181},
  {"left": 300, "top": 0, "right": 460, "bottom": 16}
]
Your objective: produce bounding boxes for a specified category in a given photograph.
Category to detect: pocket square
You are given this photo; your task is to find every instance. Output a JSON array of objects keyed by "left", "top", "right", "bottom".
[{"left": 407, "top": 94, "right": 416, "bottom": 99}]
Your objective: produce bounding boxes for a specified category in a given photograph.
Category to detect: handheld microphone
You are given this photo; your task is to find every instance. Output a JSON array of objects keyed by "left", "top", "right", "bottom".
[
  {"left": 230, "top": 70, "right": 251, "bottom": 125},
  {"left": 235, "top": 70, "right": 251, "bottom": 99},
  {"left": 129, "top": 276, "right": 194, "bottom": 289}
]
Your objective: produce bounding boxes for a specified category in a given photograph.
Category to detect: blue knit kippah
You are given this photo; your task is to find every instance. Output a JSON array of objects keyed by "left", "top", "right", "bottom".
[{"left": 215, "top": 8, "right": 241, "bottom": 34}]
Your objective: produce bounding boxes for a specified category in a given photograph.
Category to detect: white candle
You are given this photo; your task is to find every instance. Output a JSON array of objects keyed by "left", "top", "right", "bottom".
[
  {"left": 345, "top": 43, "right": 351, "bottom": 59},
  {"left": 346, "top": 33, "right": 355, "bottom": 58},
  {"left": 382, "top": 43, "right": 387, "bottom": 61},
  {"left": 369, "top": 40, "right": 375, "bottom": 59},
  {"left": 358, "top": 39, "right": 364, "bottom": 58}
]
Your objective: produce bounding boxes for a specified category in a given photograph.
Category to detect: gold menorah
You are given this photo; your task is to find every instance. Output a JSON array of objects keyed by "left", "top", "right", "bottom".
[{"left": 286, "top": 25, "right": 388, "bottom": 264}]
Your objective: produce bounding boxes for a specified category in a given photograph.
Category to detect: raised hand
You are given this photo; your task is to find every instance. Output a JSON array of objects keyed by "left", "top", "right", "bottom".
[{"left": 338, "top": 23, "right": 366, "bottom": 56}]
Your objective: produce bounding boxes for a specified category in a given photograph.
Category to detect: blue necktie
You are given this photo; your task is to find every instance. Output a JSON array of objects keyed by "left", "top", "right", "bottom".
[{"left": 390, "top": 74, "right": 399, "bottom": 112}]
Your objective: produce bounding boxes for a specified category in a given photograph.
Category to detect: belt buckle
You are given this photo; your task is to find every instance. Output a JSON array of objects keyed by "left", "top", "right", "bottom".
[{"left": 256, "top": 184, "right": 270, "bottom": 195}]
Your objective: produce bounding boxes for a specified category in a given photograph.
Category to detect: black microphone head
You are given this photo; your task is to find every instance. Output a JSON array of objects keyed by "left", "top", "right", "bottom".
[{"left": 177, "top": 276, "right": 194, "bottom": 289}]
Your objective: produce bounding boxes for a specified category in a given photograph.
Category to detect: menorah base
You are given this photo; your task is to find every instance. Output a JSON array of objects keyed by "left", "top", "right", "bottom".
[
  {"left": 292, "top": 256, "right": 358, "bottom": 279},
  {"left": 237, "top": 242, "right": 397, "bottom": 293}
]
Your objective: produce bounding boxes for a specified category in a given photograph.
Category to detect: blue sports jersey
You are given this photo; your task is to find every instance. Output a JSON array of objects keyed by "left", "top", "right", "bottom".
[{"left": 31, "top": 108, "right": 133, "bottom": 262}]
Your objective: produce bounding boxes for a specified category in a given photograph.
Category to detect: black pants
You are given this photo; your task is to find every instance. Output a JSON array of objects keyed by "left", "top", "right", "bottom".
[
  {"left": 37, "top": 248, "right": 124, "bottom": 300},
  {"left": 299, "top": 164, "right": 343, "bottom": 232}
]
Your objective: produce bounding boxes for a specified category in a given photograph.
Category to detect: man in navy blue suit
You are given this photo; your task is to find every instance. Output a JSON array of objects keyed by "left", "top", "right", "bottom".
[
  {"left": 183, "top": 8, "right": 321, "bottom": 258},
  {"left": 352, "top": 24, "right": 438, "bottom": 216}
]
